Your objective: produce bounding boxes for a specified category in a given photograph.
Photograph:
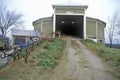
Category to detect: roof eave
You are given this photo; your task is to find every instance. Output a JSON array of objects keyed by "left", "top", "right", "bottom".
[
  {"left": 52, "top": 5, "right": 88, "bottom": 9},
  {"left": 33, "top": 16, "right": 53, "bottom": 26},
  {"left": 87, "top": 16, "right": 106, "bottom": 27}
]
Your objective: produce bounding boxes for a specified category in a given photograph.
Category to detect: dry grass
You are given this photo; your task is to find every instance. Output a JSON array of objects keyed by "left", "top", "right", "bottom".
[
  {"left": 0, "top": 52, "right": 41, "bottom": 80},
  {"left": 0, "top": 39, "right": 66, "bottom": 80},
  {"left": 81, "top": 39, "right": 120, "bottom": 79}
]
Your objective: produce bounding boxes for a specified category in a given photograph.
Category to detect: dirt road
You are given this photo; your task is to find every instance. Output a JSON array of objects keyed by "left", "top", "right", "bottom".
[{"left": 47, "top": 37, "right": 118, "bottom": 80}]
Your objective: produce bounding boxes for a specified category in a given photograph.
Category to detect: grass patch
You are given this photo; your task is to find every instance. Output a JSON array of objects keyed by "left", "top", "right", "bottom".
[
  {"left": 81, "top": 39, "right": 120, "bottom": 78},
  {"left": 0, "top": 38, "right": 66, "bottom": 80},
  {"left": 37, "top": 38, "right": 66, "bottom": 70},
  {"left": 0, "top": 64, "right": 6, "bottom": 69},
  {"left": 31, "top": 56, "right": 36, "bottom": 59}
]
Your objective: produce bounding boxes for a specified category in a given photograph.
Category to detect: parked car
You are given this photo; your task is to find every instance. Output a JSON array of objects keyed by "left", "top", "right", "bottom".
[{"left": 19, "top": 43, "right": 28, "bottom": 49}]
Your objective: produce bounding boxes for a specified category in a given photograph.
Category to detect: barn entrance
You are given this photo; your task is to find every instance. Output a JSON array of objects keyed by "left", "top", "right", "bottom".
[{"left": 56, "top": 15, "right": 84, "bottom": 38}]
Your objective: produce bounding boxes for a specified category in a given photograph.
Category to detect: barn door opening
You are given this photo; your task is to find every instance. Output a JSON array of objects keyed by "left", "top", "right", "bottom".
[{"left": 56, "top": 15, "right": 84, "bottom": 38}]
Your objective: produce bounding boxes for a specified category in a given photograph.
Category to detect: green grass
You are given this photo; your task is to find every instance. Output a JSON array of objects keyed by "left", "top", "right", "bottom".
[
  {"left": 0, "top": 64, "right": 6, "bottom": 69},
  {"left": 0, "top": 38, "right": 66, "bottom": 80},
  {"left": 31, "top": 56, "right": 36, "bottom": 59},
  {"left": 81, "top": 39, "right": 120, "bottom": 78},
  {"left": 37, "top": 39, "right": 66, "bottom": 70}
]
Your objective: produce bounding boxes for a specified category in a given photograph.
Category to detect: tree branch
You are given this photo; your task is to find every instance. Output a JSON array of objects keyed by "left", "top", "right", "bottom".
[{"left": 0, "top": 4, "right": 24, "bottom": 36}]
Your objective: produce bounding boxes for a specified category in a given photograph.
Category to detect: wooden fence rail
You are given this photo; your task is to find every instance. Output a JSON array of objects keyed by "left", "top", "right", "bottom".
[
  {"left": 4, "top": 38, "right": 45, "bottom": 63},
  {"left": 0, "top": 32, "right": 60, "bottom": 63}
]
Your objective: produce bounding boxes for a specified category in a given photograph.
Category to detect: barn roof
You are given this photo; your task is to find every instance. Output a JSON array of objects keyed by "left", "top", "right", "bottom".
[
  {"left": 33, "top": 16, "right": 52, "bottom": 25},
  {"left": 12, "top": 29, "right": 40, "bottom": 37},
  {"left": 86, "top": 17, "right": 106, "bottom": 25},
  {"left": 52, "top": 1, "right": 88, "bottom": 9}
]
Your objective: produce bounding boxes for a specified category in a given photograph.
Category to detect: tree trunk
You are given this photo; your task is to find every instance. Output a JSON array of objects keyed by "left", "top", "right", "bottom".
[
  {"left": 109, "top": 39, "right": 113, "bottom": 48},
  {"left": 0, "top": 27, "right": 4, "bottom": 35}
]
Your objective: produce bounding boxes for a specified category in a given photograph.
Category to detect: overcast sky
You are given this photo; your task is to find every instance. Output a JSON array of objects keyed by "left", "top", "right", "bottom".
[{"left": 1, "top": 0, "right": 120, "bottom": 30}]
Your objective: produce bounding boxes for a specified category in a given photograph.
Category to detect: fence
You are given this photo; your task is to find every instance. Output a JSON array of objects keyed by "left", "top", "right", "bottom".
[{"left": 0, "top": 32, "right": 61, "bottom": 63}]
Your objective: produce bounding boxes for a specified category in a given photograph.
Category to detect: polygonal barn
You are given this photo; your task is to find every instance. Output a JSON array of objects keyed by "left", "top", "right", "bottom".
[{"left": 33, "top": 1, "right": 106, "bottom": 43}]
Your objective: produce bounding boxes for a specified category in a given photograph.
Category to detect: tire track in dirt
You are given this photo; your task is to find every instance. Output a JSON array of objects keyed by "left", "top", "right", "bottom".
[
  {"left": 65, "top": 39, "right": 114, "bottom": 80},
  {"left": 66, "top": 40, "right": 79, "bottom": 79},
  {"left": 48, "top": 37, "right": 118, "bottom": 80},
  {"left": 75, "top": 40, "right": 112, "bottom": 80}
]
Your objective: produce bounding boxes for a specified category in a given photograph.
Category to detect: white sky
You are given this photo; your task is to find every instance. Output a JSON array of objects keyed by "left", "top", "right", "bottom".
[{"left": 1, "top": 0, "right": 120, "bottom": 30}]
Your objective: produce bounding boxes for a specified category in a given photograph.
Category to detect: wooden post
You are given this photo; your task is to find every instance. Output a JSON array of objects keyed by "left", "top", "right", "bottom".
[
  {"left": 17, "top": 53, "right": 20, "bottom": 59},
  {"left": 24, "top": 54, "right": 27, "bottom": 63},
  {"left": 24, "top": 49, "right": 28, "bottom": 63},
  {"left": 13, "top": 54, "right": 16, "bottom": 61},
  {"left": 32, "top": 43, "right": 34, "bottom": 50},
  {"left": 3, "top": 50, "right": 6, "bottom": 58},
  {"left": 37, "top": 42, "right": 38, "bottom": 47}
]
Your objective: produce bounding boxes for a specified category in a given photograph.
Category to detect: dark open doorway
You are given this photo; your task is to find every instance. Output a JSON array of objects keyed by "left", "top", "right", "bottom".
[{"left": 56, "top": 15, "right": 84, "bottom": 38}]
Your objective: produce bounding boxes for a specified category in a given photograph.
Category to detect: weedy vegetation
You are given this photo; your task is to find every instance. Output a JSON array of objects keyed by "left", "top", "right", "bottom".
[
  {"left": 81, "top": 39, "right": 120, "bottom": 78},
  {"left": 0, "top": 38, "right": 66, "bottom": 80},
  {"left": 37, "top": 39, "right": 66, "bottom": 70}
]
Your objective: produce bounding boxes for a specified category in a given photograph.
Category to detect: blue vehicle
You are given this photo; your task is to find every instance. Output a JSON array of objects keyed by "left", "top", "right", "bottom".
[{"left": 19, "top": 43, "right": 28, "bottom": 49}]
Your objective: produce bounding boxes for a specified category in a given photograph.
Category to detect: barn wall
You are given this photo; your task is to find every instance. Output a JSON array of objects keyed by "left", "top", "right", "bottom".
[
  {"left": 13, "top": 36, "right": 26, "bottom": 45},
  {"left": 34, "top": 22, "right": 41, "bottom": 33},
  {"left": 86, "top": 17, "right": 106, "bottom": 43},
  {"left": 55, "top": 7, "right": 85, "bottom": 14},
  {"left": 42, "top": 20, "right": 53, "bottom": 36},
  {"left": 97, "top": 21, "right": 105, "bottom": 42},
  {"left": 33, "top": 17, "right": 53, "bottom": 36},
  {"left": 86, "top": 19, "right": 96, "bottom": 39},
  {"left": 33, "top": 16, "right": 106, "bottom": 43}
]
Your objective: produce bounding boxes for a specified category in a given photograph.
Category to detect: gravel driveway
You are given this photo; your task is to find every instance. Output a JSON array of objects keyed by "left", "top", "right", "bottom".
[{"left": 48, "top": 37, "right": 119, "bottom": 80}]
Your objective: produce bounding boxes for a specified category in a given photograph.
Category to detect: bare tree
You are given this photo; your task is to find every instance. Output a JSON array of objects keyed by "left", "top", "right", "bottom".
[
  {"left": 106, "top": 9, "right": 120, "bottom": 48},
  {"left": 0, "top": 4, "right": 24, "bottom": 36}
]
